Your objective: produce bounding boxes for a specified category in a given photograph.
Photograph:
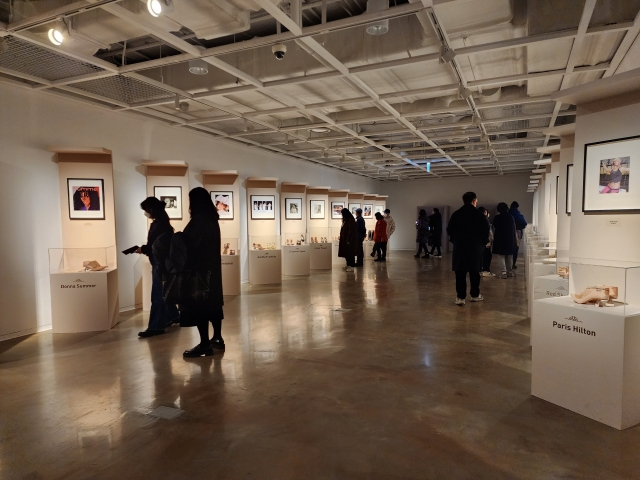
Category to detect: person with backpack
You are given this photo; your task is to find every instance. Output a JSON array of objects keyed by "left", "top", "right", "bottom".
[
  {"left": 180, "top": 187, "right": 225, "bottom": 358},
  {"left": 136, "top": 197, "right": 178, "bottom": 338}
]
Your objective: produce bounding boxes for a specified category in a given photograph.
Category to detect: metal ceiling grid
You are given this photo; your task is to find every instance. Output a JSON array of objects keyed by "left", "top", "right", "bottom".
[
  {"left": 0, "top": 36, "right": 104, "bottom": 82},
  {"left": 69, "top": 75, "right": 176, "bottom": 105}
]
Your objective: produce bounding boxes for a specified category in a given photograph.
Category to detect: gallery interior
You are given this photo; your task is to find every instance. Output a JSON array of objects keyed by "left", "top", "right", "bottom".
[{"left": 2, "top": 0, "right": 640, "bottom": 477}]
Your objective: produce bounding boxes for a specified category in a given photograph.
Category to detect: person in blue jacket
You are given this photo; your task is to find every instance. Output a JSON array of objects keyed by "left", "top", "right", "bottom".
[{"left": 508, "top": 201, "right": 527, "bottom": 270}]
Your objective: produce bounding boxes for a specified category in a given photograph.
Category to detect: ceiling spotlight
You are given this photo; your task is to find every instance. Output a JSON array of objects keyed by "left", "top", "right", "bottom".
[
  {"left": 366, "top": 0, "right": 390, "bottom": 35},
  {"left": 147, "top": 0, "right": 174, "bottom": 17},
  {"left": 439, "top": 45, "right": 456, "bottom": 64},
  {"left": 189, "top": 46, "right": 208, "bottom": 75},
  {"left": 47, "top": 20, "right": 66, "bottom": 46},
  {"left": 0, "top": 38, "right": 8, "bottom": 54},
  {"left": 311, "top": 127, "right": 331, "bottom": 133}
]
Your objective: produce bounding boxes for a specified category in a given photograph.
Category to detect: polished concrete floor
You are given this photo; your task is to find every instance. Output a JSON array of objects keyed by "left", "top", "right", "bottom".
[{"left": 2, "top": 252, "right": 640, "bottom": 479}]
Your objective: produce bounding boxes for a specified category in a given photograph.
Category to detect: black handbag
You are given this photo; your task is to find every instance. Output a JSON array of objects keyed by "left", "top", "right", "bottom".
[{"left": 162, "top": 269, "right": 211, "bottom": 305}]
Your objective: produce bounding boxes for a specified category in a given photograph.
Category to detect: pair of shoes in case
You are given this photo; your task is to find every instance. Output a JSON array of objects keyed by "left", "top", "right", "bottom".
[{"left": 573, "top": 285, "right": 618, "bottom": 306}]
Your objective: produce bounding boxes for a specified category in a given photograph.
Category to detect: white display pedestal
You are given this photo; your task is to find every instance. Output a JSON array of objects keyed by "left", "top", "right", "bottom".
[
  {"left": 528, "top": 262, "right": 558, "bottom": 317},
  {"left": 282, "top": 245, "right": 310, "bottom": 276},
  {"left": 310, "top": 243, "right": 332, "bottom": 270},
  {"left": 222, "top": 255, "right": 241, "bottom": 295},
  {"left": 249, "top": 250, "right": 282, "bottom": 285},
  {"left": 332, "top": 240, "right": 343, "bottom": 266},
  {"left": 50, "top": 269, "right": 120, "bottom": 333},
  {"left": 532, "top": 296, "right": 640, "bottom": 429},
  {"left": 533, "top": 275, "right": 569, "bottom": 300}
]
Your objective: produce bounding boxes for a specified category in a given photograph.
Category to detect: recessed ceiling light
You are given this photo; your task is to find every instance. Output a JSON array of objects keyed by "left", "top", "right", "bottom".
[
  {"left": 311, "top": 127, "right": 331, "bottom": 133},
  {"left": 365, "top": 0, "right": 389, "bottom": 35},
  {"left": 189, "top": 46, "right": 208, "bottom": 75},
  {"left": 147, "top": 0, "right": 174, "bottom": 17}
]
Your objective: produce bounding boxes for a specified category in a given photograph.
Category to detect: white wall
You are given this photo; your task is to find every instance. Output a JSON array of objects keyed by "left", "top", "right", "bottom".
[
  {"left": 0, "top": 83, "right": 377, "bottom": 340},
  {"left": 380, "top": 174, "right": 533, "bottom": 251}
]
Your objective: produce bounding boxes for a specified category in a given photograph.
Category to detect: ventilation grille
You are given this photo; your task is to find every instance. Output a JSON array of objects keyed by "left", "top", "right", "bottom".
[
  {"left": 0, "top": 36, "right": 105, "bottom": 82},
  {"left": 69, "top": 75, "right": 175, "bottom": 105}
]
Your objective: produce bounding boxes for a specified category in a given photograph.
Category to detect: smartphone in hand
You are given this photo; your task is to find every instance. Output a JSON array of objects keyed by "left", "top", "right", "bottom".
[{"left": 122, "top": 245, "right": 140, "bottom": 255}]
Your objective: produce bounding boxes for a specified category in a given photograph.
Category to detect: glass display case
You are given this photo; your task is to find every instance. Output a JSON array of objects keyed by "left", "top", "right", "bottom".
[
  {"left": 308, "top": 227, "right": 330, "bottom": 244},
  {"left": 221, "top": 238, "right": 239, "bottom": 256},
  {"left": 250, "top": 235, "right": 280, "bottom": 251},
  {"left": 282, "top": 233, "right": 306, "bottom": 246},
  {"left": 567, "top": 258, "right": 640, "bottom": 316},
  {"left": 331, "top": 227, "right": 342, "bottom": 242},
  {"left": 49, "top": 246, "right": 117, "bottom": 274}
]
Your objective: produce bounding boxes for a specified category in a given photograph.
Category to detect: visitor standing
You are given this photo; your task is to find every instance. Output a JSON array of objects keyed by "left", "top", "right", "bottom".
[
  {"left": 428, "top": 208, "right": 443, "bottom": 257},
  {"left": 508, "top": 201, "right": 527, "bottom": 269},
  {"left": 415, "top": 209, "right": 430, "bottom": 258},
  {"left": 137, "top": 197, "right": 178, "bottom": 338},
  {"left": 446, "top": 192, "right": 490, "bottom": 306},
  {"left": 384, "top": 209, "right": 396, "bottom": 240},
  {"left": 181, "top": 187, "right": 225, "bottom": 358},
  {"left": 338, "top": 208, "right": 357, "bottom": 272},
  {"left": 355, "top": 207, "right": 366, "bottom": 267},
  {"left": 493, "top": 202, "right": 517, "bottom": 279},
  {"left": 478, "top": 207, "right": 495, "bottom": 277},
  {"left": 373, "top": 212, "right": 388, "bottom": 262}
]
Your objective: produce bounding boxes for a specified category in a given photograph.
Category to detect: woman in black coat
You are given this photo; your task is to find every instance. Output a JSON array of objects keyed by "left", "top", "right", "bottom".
[
  {"left": 492, "top": 202, "right": 517, "bottom": 279},
  {"left": 415, "top": 209, "right": 430, "bottom": 258},
  {"left": 182, "top": 187, "right": 225, "bottom": 358},
  {"left": 428, "top": 208, "right": 443, "bottom": 257},
  {"left": 338, "top": 208, "right": 357, "bottom": 272}
]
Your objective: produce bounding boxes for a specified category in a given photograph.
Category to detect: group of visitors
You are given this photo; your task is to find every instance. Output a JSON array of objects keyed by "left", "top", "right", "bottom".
[
  {"left": 338, "top": 208, "right": 395, "bottom": 271},
  {"left": 447, "top": 193, "right": 527, "bottom": 305},
  {"left": 414, "top": 208, "right": 442, "bottom": 258},
  {"left": 137, "top": 187, "right": 225, "bottom": 358}
]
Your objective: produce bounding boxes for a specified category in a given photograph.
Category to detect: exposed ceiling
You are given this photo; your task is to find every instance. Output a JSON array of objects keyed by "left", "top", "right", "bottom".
[{"left": 1, "top": 0, "right": 639, "bottom": 180}]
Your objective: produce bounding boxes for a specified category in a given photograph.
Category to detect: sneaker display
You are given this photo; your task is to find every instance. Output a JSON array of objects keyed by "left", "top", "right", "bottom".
[
  {"left": 470, "top": 295, "right": 484, "bottom": 302},
  {"left": 455, "top": 298, "right": 465, "bottom": 306}
]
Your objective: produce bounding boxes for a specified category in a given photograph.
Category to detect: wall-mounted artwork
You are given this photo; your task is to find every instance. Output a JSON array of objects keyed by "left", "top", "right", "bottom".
[
  {"left": 285, "top": 197, "right": 303, "bottom": 220},
  {"left": 331, "top": 202, "right": 345, "bottom": 219},
  {"left": 251, "top": 195, "right": 276, "bottom": 220},
  {"left": 363, "top": 204, "right": 373, "bottom": 219},
  {"left": 566, "top": 164, "right": 573, "bottom": 214},
  {"left": 374, "top": 205, "right": 384, "bottom": 215},
  {"left": 310, "top": 199, "right": 325, "bottom": 219},
  {"left": 211, "top": 191, "right": 234, "bottom": 220},
  {"left": 583, "top": 136, "right": 639, "bottom": 212},
  {"left": 154, "top": 186, "right": 182, "bottom": 219},
  {"left": 348, "top": 203, "right": 361, "bottom": 216},
  {"left": 68, "top": 178, "right": 105, "bottom": 220}
]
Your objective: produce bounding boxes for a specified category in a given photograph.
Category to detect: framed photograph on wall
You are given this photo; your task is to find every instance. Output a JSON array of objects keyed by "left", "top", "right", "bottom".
[
  {"left": 211, "top": 191, "right": 234, "bottom": 220},
  {"left": 363, "top": 204, "right": 373, "bottom": 219},
  {"left": 251, "top": 195, "right": 275, "bottom": 220},
  {"left": 374, "top": 205, "right": 384, "bottom": 215},
  {"left": 285, "top": 198, "right": 303, "bottom": 220},
  {"left": 566, "top": 164, "right": 573, "bottom": 214},
  {"left": 310, "top": 199, "right": 325, "bottom": 219},
  {"left": 583, "top": 136, "right": 640, "bottom": 212},
  {"left": 348, "top": 203, "right": 361, "bottom": 216},
  {"left": 154, "top": 186, "right": 182, "bottom": 219},
  {"left": 67, "top": 178, "right": 105, "bottom": 220},
  {"left": 331, "top": 202, "right": 345, "bottom": 219}
]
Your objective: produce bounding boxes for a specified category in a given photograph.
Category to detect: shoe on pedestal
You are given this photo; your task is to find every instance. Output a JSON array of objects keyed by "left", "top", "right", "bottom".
[{"left": 572, "top": 286, "right": 617, "bottom": 305}]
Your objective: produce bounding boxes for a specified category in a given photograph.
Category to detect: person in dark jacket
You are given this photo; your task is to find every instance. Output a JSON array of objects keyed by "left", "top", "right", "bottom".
[
  {"left": 428, "top": 208, "right": 443, "bottom": 257},
  {"left": 415, "top": 209, "right": 430, "bottom": 258},
  {"left": 508, "top": 201, "right": 527, "bottom": 269},
  {"left": 493, "top": 202, "right": 517, "bottom": 279},
  {"left": 355, "top": 208, "right": 366, "bottom": 267},
  {"left": 478, "top": 207, "right": 495, "bottom": 277},
  {"left": 338, "top": 208, "right": 357, "bottom": 272},
  {"left": 137, "top": 197, "right": 178, "bottom": 337},
  {"left": 182, "top": 187, "right": 225, "bottom": 358},
  {"left": 446, "top": 192, "right": 490, "bottom": 305}
]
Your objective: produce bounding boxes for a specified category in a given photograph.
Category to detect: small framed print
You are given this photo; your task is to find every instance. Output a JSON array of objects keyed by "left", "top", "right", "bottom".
[
  {"left": 374, "top": 205, "right": 384, "bottom": 215},
  {"left": 310, "top": 199, "right": 325, "bottom": 219},
  {"left": 583, "top": 135, "right": 640, "bottom": 213},
  {"left": 285, "top": 198, "right": 303, "bottom": 220},
  {"left": 331, "top": 202, "right": 345, "bottom": 219},
  {"left": 211, "top": 191, "right": 234, "bottom": 220},
  {"left": 566, "top": 164, "right": 573, "bottom": 214},
  {"left": 348, "top": 203, "right": 361, "bottom": 216},
  {"left": 67, "top": 178, "right": 105, "bottom": 220},
  {"left": 251, "top": 195, "right": 275, "bottom": 220},
  {"left": 154, "top": 186, "right": 182, "bottom": 219},
  {"left": 363, "top": 204, "right": 373, "bottom": 219}
]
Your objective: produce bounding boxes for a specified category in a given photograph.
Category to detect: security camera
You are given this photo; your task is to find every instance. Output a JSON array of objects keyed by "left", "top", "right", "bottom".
[{"left": 272, "top": 43, "right": 287, "bottom": 60}]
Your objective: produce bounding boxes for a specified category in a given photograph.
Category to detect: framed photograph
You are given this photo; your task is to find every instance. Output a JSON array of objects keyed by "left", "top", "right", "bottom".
[
  {"left": 285, "top": 197, "right": 303, "bottom": 220},
  {"left": 363, "top": 204, "right": 373, "bottom": 219},
  {"left": 67, "top": 178, "right": 105, "bottom": 220},
  {"left": 374, "top": 205, "right": 384, "bottom": 215},
  {"left": 583, "top": 136, "right": 640, "bottom": 212},
  {"left": 331, "top": 202, "right": 345, "bottom": 219},
  {"left": 251, "top": 195, "right": 275, "bottom": 220},
  {"left": 310, "top": 199, "right": 325, "bottom": 219},
  {"left": 348, "top": 203, "right": 361, "bottom": 216},
  {"left": 211, "top": 191, "right": 234, "bottom": 220},
  {"left": 566, "top": 164, "right": 573, "bottom": 214},
  {"left": 154, "top": 186, "right": 182, "bottom": 219}
]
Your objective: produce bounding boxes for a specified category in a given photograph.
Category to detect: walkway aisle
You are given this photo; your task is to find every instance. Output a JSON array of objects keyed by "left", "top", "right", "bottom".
[{"left": 1, "top": 253, "right": 639, "bottom": 479}]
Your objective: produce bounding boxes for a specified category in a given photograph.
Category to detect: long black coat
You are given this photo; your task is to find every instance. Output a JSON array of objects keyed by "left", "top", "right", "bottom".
[
  {"left": 446, "top": 204, "right": 489, "bottom": 272},
  {"left": 416, "top": 217, "right": 430, "bottom": 243},
  {"left": 356, "top": 216, "right": 366, "bottom": 242},
  {"left": 141, "top": 219, "right": 173, "bottom": 267},
  {"left": 338, "top": 218, "right": 358, "bottom": 258},
  {"left": 429, "top": 212, "right": 442, "bottom": 247},
  {"left": 182, "top": 213, "right": 224, "bottom": 317},
  {"left": 492, "top": 213, "right": 517, "bottom": 255}
]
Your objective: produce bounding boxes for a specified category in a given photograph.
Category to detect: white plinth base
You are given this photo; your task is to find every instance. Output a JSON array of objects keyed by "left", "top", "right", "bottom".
[
  {"left": 222, "top": 255, "right": 241, "bottom": 295},
  {"left": 50, "top": 269, "right": 120, "bottom": 333},
  {"left": 532, "top": 296, "right": 640, "bottom": 430},
  {"left": 282, "top": 245, "right": 310, "bottom": 276},
  {"left": 249, "top": 250, "right": 282, "bottom": 285},
  {"left": 332, "top": 241, "right": 343, "bottom": 266},
  {"left": 310, "top": 243, "right": 332, "bottom": 270}
]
